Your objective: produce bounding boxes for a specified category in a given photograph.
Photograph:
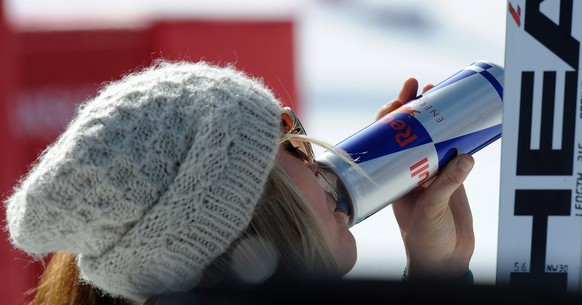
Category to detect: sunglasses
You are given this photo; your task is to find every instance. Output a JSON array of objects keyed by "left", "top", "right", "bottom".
[
  {"left": 281, "top": 107, "right": 352, "bottom": 218},
  {"left": 281, "top": 107, "right": 352, "bottom": 219},
  {"left": 281, "top": 107, "right": 315, "bottom": 164}
]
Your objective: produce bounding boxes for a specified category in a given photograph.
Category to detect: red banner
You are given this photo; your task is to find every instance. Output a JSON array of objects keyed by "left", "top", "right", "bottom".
[
  {"left": 0, "top": 1, "right": 38, "bottom": 304},
  {"left": 1, "top": 14, "right": 296, "bottom": 305},
  {"left": 150, "top": 19, "right": 297, "bottom": 110}
]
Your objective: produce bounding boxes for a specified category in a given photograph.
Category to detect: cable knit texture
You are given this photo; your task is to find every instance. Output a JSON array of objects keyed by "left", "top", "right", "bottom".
[{"left": 4, "top": 61, "right": 282, "bottom": 303}]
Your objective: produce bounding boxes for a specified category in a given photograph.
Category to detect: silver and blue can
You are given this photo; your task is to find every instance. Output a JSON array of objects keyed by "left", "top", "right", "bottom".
[{"left": 316, "top": 60, "right": 504, "bottom": 227}]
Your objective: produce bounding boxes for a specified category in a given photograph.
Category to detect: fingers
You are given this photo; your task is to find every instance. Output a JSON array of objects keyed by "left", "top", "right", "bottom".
[
  {"left": 398, "top": 77, "right": 419, "bottom": 102},
  {"left": 421, "top": 84, "right": 434, "bottom": 94},
  {"left": 376, "top": 99, "right": 403, "bottom": 121},
  {"left": 376, "top": 78, "right": 432, "bottom": 121},
  {"left": 376, "top": 78, "right": 418, "bottom": 121}
]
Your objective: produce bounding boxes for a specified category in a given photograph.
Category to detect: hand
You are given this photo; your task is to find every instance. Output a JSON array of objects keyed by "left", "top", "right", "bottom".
[{"left": 377, "top": 78, "right": 475, "bottom": 281}]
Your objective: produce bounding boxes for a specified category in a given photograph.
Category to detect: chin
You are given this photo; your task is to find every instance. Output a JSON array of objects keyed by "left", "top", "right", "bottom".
[{"left": 336, "top": 241, "right": 357, "bottom": 275}]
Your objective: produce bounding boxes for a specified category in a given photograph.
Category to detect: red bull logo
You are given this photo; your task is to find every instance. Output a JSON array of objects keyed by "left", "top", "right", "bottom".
[
  {"left": 379, "top": 106, "right": 422, "bottom": 148},
  {"left": 410, "top": 157, "right": 430, "bottom": 185}
]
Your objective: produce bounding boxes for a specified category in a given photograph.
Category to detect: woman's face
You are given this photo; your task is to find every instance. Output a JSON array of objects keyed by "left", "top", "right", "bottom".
[{"left": 276, "top": 145, "right": 357, "bottom": 275}]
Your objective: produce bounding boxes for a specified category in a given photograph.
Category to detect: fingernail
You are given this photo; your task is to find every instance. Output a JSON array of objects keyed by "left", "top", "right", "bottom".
[{"left": 457, "top": 156, "right": 474, "bottom": 172}]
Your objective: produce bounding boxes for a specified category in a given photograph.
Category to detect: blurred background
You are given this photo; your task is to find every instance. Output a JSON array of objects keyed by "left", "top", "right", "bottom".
[{"left": 0, "top": 0, "right": 506, "bottom": 303}]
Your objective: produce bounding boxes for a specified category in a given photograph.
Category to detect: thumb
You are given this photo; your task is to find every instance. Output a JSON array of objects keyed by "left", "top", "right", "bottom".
[{"left": 424, "top": 154, "right": 474, "bottom": 206}]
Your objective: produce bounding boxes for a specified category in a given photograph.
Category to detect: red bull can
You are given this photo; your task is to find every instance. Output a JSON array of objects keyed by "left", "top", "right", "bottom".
[{"left": 316, "top": 60, "right": 504, "bottom": 227}]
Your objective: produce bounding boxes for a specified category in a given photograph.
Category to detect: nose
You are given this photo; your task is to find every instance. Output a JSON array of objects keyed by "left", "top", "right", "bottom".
[{"left": 307, "top": 162, "right": 319, "bottom": 176}]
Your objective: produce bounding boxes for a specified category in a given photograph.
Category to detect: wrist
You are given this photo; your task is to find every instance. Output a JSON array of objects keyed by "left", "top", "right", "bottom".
[
  {"left": 402, "top": 268, "right": 474, "bottom": 285},
  {"left": 405, "top": 254, "right": 471, "bottom": 281}
]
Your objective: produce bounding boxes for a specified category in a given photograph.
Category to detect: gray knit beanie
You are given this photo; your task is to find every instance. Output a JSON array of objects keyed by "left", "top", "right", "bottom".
[{"left": 5, "top": 61, "right": 283, "bottom": 303}]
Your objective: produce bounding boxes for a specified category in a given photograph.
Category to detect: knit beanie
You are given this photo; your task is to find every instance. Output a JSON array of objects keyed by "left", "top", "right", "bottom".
[{"left": 4, "top": 61, "right": 283, "bottom": 303}]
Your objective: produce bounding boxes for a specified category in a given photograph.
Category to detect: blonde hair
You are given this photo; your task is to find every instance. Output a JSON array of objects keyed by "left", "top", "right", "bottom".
[
  {"left": 26, "top": 252, "right": 129, "bottom": 305},
  {"left": 201, "top": 132, "right": 371, "bottom": 284},
  {"left": 26, "top": 135, "right": 360, "bottom": 304},
  {"left": 201, "top": 164, "right": 341, "bottom": 283},
  {"left": 280, "top": 133, "right": 369, "bottom": 178}
]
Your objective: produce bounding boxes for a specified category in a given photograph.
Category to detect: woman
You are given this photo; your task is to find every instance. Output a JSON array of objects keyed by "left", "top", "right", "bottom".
[{"left": 5, "top": 60, "right": 474, "bottom": 305}]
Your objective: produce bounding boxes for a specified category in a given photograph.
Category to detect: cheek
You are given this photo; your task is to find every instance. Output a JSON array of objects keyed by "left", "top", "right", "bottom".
[
  {"left": 324, "top": 212, "right": 357, "bottom": 274},
  {"left": 306, "top": 190, "right": 357, "bottom": 273},
  {"left": 330, "top": 231, "right": 357, "bottom": 275},
  {"left": 277, "top": 150, "right": 327, "bottom": 206},
  {"left": 276, "top": 150, "right": 357, "bottom": 273}
]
